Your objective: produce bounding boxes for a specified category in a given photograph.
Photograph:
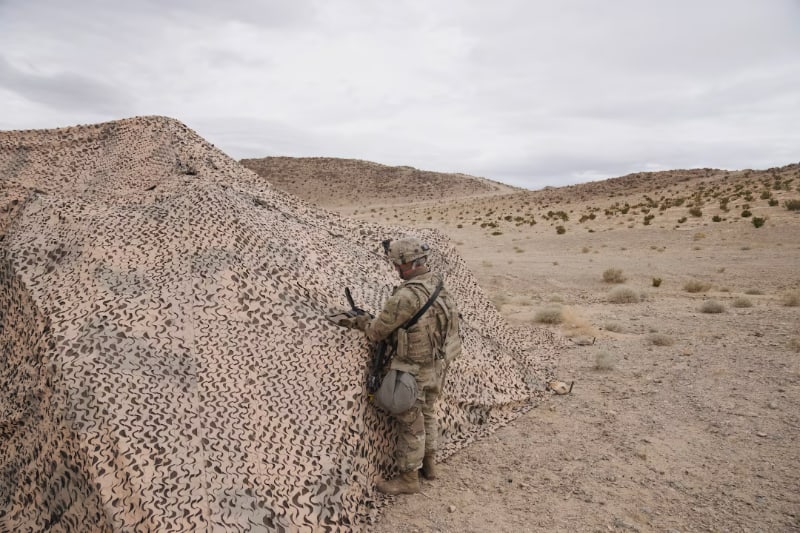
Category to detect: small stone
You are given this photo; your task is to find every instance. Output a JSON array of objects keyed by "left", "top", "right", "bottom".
[
  {"left": 448, "top": 505, "right": 456, "bottom": 513},
  {"left": 768, "top": 401, "right": 778, "bottom": 409},
  {"left": 756, "top": 432, "right": 767, "bottom": 438}
]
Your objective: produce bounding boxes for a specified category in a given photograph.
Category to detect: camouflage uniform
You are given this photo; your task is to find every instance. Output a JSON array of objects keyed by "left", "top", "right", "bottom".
[{"left": 360, "top": 270, "right": 460, "bottom": 472}]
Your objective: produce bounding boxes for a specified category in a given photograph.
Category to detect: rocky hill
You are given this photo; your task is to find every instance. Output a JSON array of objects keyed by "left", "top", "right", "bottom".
[{"left": 240, "top": 156, "right": 518, "bottom": 208}]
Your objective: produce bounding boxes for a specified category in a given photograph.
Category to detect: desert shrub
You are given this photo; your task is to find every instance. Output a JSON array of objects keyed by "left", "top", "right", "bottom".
[
  {"left": 646, "top": 333, "right": 674, "bottom": 346},
  {"left": 688, "top": 207, "right": 702, "bottom": 217},
  {"left": 652, "top": 277, "right": 662, "bottom": 287},
  {"left": 677, "top": 216, "right": 687, "bottom": 223},
  {"left": 784, "top": 199, "right": 800, "bottom": 211},
  {"left": 751, "top": 217, "right": 766, "bottom": 228},
  {"left": 603, "top": 321, "right": 624, "bottom": 333},
  {"left": 491, "top": 293, "right": 509, "bottom": 309},
  {"left": 782, "top": 290, "right": 800, "bottom": 307},
  {"left": 699, "top": 300, "right": 725, "bottom": 313},
  {"left": 760, "top": 190, "right": 772, "bottom": 200},
  {"left": 683, "top": 280, "right": 711, "bottom": 293},
  {"left": 555, "top": 225, "right": 566, "bottom": 234},
  {"left": 741, "top": 209, "right": 752, "bottom": 217},
  {"left": 712, "top": 215, "right": 722, "bottom": 222},
  {"left": 594, "top": 351, "right": 615, "bottom": 371},
  {"left": 607, "top": 286, "right": 640, "bottom": 304},
  {"left": 509, "top": 295, "right": 533, "bottom": 307},
  {"left": 534, "top": 304, "right": 564, "bottom": 324},
  {"left": 603, "top": 268, "right": 626, "bottom": 283},
  {"left": 744, "top": 288, "right": 763, "bottom": 295},
  {"left": 789, "top": 337, "right": 800, "bottom": 353},
  {"left": 768, "top": 198, "right": 779, "bottom": 206},
  {"left": 491, "top": 230, "right": 503, "bottom": 236},
  {"left": 581, "top": 246, "right": 590, "bottom": 253},
  {"left": 693, "top": 232, "right": 706, "bottom": 241},
  {"left": 732, "top": 297, "right": 753, "bottom": 308}
]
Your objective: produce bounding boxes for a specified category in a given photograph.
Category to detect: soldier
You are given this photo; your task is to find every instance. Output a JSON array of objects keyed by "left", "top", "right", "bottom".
[{"left": 337, "top": 237, "right": 461, "bottom": 495}]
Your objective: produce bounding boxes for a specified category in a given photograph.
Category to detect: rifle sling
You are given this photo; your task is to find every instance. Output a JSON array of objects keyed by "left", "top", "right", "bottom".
[{"left": 401, "top": 281, "right": 444, "bottom": 330}]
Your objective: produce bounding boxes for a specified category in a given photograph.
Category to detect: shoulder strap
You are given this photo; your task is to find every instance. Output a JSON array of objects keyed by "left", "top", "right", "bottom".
[{"left": 402, "top": 280, "right": 444, "bottom": 329}]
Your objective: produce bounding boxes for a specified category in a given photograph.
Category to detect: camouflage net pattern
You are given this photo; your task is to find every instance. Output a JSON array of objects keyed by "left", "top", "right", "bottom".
[{"left": 0, "top": 117, "right": 558, "bottom": 531}]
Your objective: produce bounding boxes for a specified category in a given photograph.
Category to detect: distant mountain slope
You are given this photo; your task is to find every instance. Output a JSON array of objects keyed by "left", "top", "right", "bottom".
[
  {"left": 242, "top": 154, "right": 799, "bottom": 235},
  {"left": 240, "top": 156, "right": 519, "bottom": 207}
]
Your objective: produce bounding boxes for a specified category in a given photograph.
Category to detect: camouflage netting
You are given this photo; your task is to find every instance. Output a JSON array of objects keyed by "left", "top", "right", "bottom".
[{"left": 0, "top": 117, "right": 558, "bottom": 531}]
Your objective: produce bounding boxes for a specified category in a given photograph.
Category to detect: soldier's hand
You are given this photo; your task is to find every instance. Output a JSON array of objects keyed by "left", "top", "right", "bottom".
[
  {"left": 351, "top": 314, "right": 370, "bottom": 331},
  {"left": 325, "top": 309, "right": 370, "bottom": 330}
]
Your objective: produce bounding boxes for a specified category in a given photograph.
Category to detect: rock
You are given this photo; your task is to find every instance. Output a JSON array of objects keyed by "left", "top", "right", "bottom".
[
  {"left": 768, "top": 401, "right": 778, "bottom": 409},
  {"left": 756, "top": 432, "right": 767, "bottom": 438},
  {"left": 448, "top": 505, "right": 456, "bottom": 513}
]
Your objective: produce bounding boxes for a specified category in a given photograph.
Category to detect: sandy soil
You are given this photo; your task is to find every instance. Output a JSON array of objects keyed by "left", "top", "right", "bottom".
[{"left": 251, "top": 159, "right": 800, "bottom": 532}]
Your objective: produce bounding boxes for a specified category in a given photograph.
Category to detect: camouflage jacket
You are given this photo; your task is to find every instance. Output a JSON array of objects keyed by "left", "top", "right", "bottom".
[{"left": 362, "top": 271, "right": 461, "bottom": 376}]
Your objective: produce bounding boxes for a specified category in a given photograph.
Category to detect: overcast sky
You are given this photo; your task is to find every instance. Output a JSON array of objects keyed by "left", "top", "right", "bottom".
[{"left": 1, "top": 1, "right": 798, "bottom": 188}]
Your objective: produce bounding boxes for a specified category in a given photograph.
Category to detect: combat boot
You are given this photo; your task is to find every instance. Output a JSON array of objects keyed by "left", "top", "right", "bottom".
[
  {"left": 376, "top": 470, "right": 420, "bottom": 495},
  {"left": 421, "top": 453, "right": 437, "bottom": 480}
]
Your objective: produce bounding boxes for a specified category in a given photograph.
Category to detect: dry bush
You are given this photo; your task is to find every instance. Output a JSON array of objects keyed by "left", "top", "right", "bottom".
[
  {"left": 608, "top": 286, "right": 640, "bottom": 304},
  {"left": 603, "top": 321, "right": 624, "bottom": 333},
  {"left": 652, "top": 277, "right": 662, "bottom": 287},
  {"left": 684, "top": 280, "right": 711, "bottom": 293},
  {"left": 699, "top": 300, "right": 725, "bottom": 313},
  {"left": 744, "top": 288, "right": 764, "bottom": 295},
  {"left": 732, "top": 297, "right": 753, "bottom": 308},
  {"left": 646, "top": 333, "right": 675, "bottom": 346},
  {"left": 783, "top": 199, "right": 800, "bottom": 211},
  {"left": 534, "top": 304, "right": 564, "bottom": 324},
  {"left": 603, "top": 268, "right": 626, "bottom": 283},
  {"left": 561, "top": 307, "right": 597, "bottom": 337},
  {"left": 790, "top": 337, "right": 800, "bottom": 353},
  {"left": 781, "top": 290, "right": 800, "bottom": 307},
  {"left": 490, "top": 293, "right": 509, "bottom": 309},
  {"left": 594, "top": 351, "right": 615, "bottom": 371}
]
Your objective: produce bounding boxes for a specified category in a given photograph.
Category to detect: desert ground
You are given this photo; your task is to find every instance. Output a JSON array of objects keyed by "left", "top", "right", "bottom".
[{"left": 244, "top": 159, "right": 800, "bottom": 532}]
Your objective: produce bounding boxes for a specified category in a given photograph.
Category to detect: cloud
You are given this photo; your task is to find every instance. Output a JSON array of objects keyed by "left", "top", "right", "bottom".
[
  {"left": 0, "top": 0, "right": 798, "bottom": 188},
  {"left": 0, "top": 55, "right": 130, "bottom": 114}
]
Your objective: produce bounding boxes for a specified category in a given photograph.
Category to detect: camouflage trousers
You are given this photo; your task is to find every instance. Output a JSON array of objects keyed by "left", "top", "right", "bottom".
[{"left": 393, "top": 360, "right": 445, "bottom": 472}]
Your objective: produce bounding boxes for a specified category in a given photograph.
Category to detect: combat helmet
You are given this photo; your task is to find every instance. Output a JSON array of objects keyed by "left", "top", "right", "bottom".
[{"left": 385, "top": 237, "right": 430, "bottom": 265}]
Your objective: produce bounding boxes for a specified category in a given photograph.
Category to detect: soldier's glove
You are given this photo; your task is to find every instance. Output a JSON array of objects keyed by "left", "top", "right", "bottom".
[{"left": 325, "top": 309, "right": 371, "bottom": 330}]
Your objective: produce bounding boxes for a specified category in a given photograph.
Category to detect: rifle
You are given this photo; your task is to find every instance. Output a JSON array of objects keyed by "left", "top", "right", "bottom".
[
  {"left": 345, "top": 281, "right": 443, "bottom": 394},
  {"left": 344, "top": 287, "right": 369, "bottom": 317},
  {"left": 344, "top": 288, "right": 390, "bottom": 394}
]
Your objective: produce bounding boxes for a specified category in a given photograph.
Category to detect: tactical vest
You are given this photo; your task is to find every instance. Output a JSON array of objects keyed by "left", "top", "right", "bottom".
[{"left": 391, "top": 274, "right": 461, "bottom": 372}]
